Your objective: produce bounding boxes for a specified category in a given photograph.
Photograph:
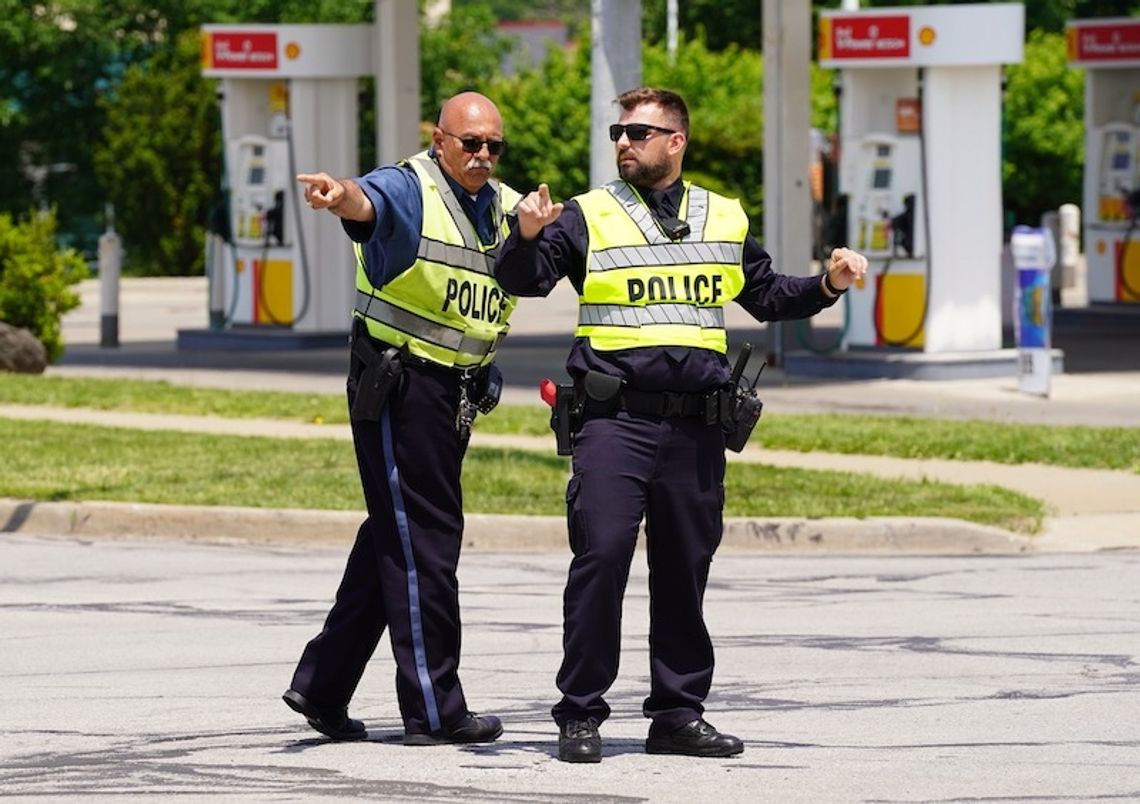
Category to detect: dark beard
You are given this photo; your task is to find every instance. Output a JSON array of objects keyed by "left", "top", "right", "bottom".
[{"left": 618, "top": 157, "right": 670, "bottom": 187}]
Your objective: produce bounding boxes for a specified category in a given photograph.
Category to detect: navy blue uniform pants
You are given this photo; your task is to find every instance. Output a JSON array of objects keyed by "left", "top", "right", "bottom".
[
  {"left": 290, "top": 360, "right": 471, "bottom": 736},
  {"left": 552, "top": 411, "right": 726, "bottom": 731}
]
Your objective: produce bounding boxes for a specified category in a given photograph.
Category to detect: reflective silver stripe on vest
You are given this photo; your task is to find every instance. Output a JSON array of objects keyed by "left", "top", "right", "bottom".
[
  {"left": 415, "top": 237, "right": 496, "bottom": 276},
  {"left": 589, "top": 241, "right": 743, "bottom": 271},
  {"left": 354, "top": 290, "right": 501, "bottom": 359},
  {"left": 578, "top": 303, "right": 725, "bottom": 329},
  {"left": 605, "top": 181, "right": 710, "bottom": 243},
  {"left": 408, "top": 153, "right": 504, "bottom": 253}
]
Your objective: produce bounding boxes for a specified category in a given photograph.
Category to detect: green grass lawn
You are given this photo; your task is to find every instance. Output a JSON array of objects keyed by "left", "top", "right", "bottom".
[
  {"left": 3, "top": 373, "right": 1138, "bottom": 471},
  {"left": 0, "top": 418, "right": 1043, "bottom": 532}
]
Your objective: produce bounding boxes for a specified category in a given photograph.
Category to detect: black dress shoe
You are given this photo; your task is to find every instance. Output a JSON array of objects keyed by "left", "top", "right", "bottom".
[
  {"left": 403, "top": 712, "right": 503, "bottom": 746},
  {"left": 645, "top": 718, "right": 743, "bottom": 757},
  {"left": 558, "top": 717, "right": 602, "bottom": 763},
  {"left": 282, "top": 688, "right": 366, "bottom": 741}
]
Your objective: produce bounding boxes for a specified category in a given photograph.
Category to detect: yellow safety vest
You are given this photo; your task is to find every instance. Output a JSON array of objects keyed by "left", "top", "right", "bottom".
[
  {"left": 574, "top": 180, "right": 748, "bottom": 353},
  {"left": 353, "top": 151, "right": 521, "bottom": 369}
]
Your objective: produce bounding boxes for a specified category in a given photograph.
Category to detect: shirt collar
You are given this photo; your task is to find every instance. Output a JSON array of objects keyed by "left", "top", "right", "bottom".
[
  {"left": 642, "top": 178, "right": 685, "bottom": 218},
  {"left": 430, "top": 150, "right": 498, "bottom": 244}
]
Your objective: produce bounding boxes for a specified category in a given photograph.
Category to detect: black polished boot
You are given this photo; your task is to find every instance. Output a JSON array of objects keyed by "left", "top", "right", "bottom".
[
  {"left": 645, "top": 718, "right": 743, "bottom": 757},
  {"left": 282, "top": 688, "right": 367, "bottom": 741},
  {"left": 403, "top": 712, "right": 504, "bottom": 746},
  {"left": 558, "top": 718, "right": 602, "bottom": 763}
]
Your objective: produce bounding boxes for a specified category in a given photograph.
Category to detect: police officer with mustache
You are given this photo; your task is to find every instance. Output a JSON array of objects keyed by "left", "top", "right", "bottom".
[{"left": 284, "top": 91, "right": 519, "bottom": 746}]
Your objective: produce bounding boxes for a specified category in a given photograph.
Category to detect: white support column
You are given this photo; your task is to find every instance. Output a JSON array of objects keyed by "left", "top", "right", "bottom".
[
  {"left": 922, "top": 65, "right": 1004, "bottom": 352},
  {"left": 375, "top": 0, "right": 421, "bottom": 166},
  {"left": 590, "top": 0, "right": 642, "bottom": 187},
  {"left": 290, "top": 79, "right": 359, "bottom": 332},
  {"left": 762, "top": 0, "right": 812, "bottom": 363}
]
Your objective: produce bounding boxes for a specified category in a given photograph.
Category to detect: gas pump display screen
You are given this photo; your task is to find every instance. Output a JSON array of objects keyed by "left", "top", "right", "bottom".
[
  {"left": 248, "top": 166, "right": 265, "bottom": 186},
  {"left": 872, "top": 168, "right": 891, "bottom": 189},
  {"left": 1112, "top": 152, "right": 1131, "bottom": 171}
]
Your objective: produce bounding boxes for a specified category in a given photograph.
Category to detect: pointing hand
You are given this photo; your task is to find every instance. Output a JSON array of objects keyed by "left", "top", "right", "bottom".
[
  {"left": 516, "top": 183, "right": 564, "bottom": 240},
  {"left": 297, "top": 172, "right": 344, "bottom": 211}
]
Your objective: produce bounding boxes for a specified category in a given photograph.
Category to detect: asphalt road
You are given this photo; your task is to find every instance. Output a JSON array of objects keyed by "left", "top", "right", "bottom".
[{"left": 2, "top": 534, "right": 1138, "bottom": 802}]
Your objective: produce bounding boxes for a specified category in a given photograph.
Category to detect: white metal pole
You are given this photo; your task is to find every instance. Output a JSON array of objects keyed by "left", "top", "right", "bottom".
[
  {"left": 591, "top": 0, "right": 642, "bottom": 188},
  {"left": 667, "top": 0, "right": 678, "bottom": 63},
  {"left": 762, "top": 0, "right": 812, "bottom": 365},
  {"left": 375, "top": 0, "right": 421, "bottom": 166},
  {"left": 98, "top": 203, "right": 122, "bottom": 349}
]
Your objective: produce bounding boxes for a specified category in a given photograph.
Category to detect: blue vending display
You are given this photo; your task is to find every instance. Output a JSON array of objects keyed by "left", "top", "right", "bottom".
[{"left": 1009, "top": 225, "right": 1056, "bottom": 397}]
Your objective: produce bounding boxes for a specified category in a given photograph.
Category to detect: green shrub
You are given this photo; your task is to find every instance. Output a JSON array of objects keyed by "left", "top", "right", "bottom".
[{"left": 0, "top": 209, "right": 88, "bottom": 362}]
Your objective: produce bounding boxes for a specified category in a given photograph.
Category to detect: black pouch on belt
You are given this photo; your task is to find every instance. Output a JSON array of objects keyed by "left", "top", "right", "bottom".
[
  {"left": 582, "top": 370, "right": 624, "bottom": 413},
  {"left": 350, "top": 330, "right": 405, "bottom": 421}
]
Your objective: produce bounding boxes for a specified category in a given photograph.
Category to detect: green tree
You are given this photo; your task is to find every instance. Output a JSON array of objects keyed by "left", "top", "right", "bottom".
[
  {"left": 421, "top": 4, "right": 515, "bottom": 122},
  {"left": 643, "top": 37, "right": 765, "bottom": 230},
  {"left": 1002, "top": 30, "right": 1085, "bottom": 225},
  {"left": 489, "top": 44, "right": 592, "bottom": 199},
  {"left": 0, "top": 209, "right": 88, "bottom": 362},
  {"left": 0, "top": 0, "right": 369, "bottom": 272},
  {"left": 93, "top": 30, "right": 221, "bottom": 275},
  {"left": 491, "top": 31, "right": 841, "bottom": 239}
]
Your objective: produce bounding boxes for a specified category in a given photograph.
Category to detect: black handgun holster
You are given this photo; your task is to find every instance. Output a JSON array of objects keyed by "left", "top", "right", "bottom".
[{"left": 349, "top": 324, "right": 404, "bottom": 421}]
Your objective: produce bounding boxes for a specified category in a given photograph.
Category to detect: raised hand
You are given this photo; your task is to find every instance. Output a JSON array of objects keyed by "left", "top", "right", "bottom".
[
  {"left": 515, "top": 183, "right": 564, "bottom": 240},
  {"left": 825, "top": 246, "right": 869, "bottom": 292}
]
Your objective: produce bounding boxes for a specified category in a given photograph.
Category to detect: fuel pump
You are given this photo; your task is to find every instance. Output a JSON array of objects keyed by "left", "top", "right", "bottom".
[
  {"left": 1095, "top": 123, "right": 1140, "bottom": 299},
  {"left": 856, "top": 89, "right": 931, "bottom": 349},
  {"left": 220, "top": 81, "right": 313, "bottom": 327},
  {"left": 193, "top": 23, "right": 370, "bottom": 343},
  {"left": 1068, "top": 17, "right": 1140, "bottom": 304},
  {"left": 837, "top": 77, "right": 930, "bottom": 349},
  {"left": 804, "top": 3, "right": 1022, "bottom": 371},
  {"left": 231, "top": 134, "right": 289, "bottom": 248}
]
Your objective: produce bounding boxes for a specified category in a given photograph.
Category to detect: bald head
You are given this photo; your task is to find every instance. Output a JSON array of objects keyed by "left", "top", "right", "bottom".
[
  {"left": 438, "top": 92, "right": 501, "bottom": 131},
  {"left": 433, "top": 92, "right": 506, "bottom": 194}
]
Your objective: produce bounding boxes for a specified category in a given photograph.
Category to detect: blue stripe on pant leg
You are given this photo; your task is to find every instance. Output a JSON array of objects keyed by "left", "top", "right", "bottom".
[{"left": 380, "top": 407, "right": 442, "bottom": 733}]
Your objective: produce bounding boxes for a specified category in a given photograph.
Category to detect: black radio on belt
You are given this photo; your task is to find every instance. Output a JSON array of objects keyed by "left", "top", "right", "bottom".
[
  {"left": 471, "top": 363, "right": 503, "bottom": 414},
  {"left": 721, "top": 343, "right": 765, "bottom": 453}
]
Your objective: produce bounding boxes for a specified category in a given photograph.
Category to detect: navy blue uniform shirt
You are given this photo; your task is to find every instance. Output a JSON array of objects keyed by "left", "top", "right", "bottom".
[{"left": 494, "top": 178, "right": 836, "bottom": 392}]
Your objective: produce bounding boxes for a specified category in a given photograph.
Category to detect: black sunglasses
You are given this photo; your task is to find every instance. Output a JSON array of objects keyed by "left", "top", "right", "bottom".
[
  {"left": 608, "top": 123, "right": 677, "bottom": 142},
  {"left": 442, "top": 130, "right": 507, "bottom": 156}
]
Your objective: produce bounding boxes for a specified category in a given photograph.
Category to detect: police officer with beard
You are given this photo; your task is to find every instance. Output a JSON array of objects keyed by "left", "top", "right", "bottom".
[
  {"left": 495, "top": 87, "right": 868, "bottom": 763},
  {"left": 283, "top": 92, "right": 518, "bottom": 746}
]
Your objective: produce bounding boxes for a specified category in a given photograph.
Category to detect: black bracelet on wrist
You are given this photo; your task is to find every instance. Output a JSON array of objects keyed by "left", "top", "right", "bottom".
[{"left": 823, "top": 271, "right": 846, "bottom": 296}]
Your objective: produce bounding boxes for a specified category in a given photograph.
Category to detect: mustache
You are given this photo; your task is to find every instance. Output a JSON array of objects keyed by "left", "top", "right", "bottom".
[{"left": 466, "top": 157, "right": 493, "bottom": 170}]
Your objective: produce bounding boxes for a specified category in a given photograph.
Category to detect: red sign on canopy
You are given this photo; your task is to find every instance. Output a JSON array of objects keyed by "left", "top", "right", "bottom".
[
  {"left": 826, "top": 15, "right": 911, "bottom": 60},
  {"left": 206, "top": 32, "right": 279, "bottom": 70},
  {"left": 1068, "top": 21, "right": 1140, "bottom": 63}
]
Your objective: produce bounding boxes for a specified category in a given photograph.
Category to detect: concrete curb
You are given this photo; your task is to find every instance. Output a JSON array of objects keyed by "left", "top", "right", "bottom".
[{"left": 0, "top": 498, "right": 1033, "bottom": 554}]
